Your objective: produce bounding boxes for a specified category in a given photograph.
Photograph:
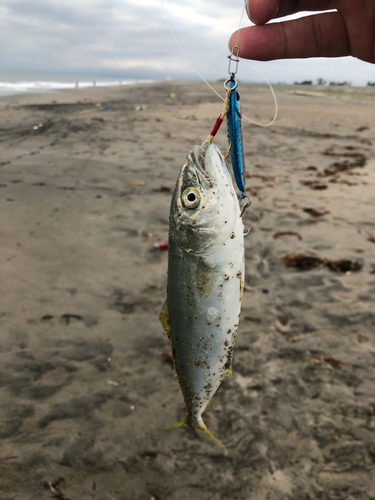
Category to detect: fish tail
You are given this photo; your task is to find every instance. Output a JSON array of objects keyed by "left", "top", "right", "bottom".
[
  {"left": 163, "top": 416, "right": 189, "bottom": 430},
  {"left": 164, "top": 416, "right": 226, "bottom": 450},
  {"left": 197, "top": 418, "right": 226, "bottom": 451}
]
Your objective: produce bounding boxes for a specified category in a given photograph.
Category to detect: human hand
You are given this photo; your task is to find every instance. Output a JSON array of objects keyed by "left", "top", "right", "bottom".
[{"left": 229, "top": 0, "right": 375, "bottom": 64}]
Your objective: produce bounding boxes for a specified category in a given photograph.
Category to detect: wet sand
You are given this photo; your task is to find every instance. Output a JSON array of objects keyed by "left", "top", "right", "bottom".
[{"left": 0, "top": 81, "right": 375, "bottom": 499}]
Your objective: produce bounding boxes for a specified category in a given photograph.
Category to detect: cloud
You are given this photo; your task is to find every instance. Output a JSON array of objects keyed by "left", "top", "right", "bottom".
[{"left": 0, "top": 0, "right": 372, "bottom": 85}]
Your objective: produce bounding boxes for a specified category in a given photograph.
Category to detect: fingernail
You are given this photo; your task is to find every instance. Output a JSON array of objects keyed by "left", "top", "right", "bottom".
[{"left": 245, "top": 0, "right": 255, "bottom": 23}]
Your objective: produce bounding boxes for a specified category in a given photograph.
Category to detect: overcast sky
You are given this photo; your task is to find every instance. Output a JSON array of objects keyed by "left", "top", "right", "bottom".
[{"left": 1, "top": 0, "right": 374, "bottom": 85}]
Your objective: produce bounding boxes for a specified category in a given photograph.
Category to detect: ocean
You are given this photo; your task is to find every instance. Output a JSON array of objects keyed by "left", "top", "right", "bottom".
[{"left": 0, "top": 68, "right": 152, "bottom": 97}]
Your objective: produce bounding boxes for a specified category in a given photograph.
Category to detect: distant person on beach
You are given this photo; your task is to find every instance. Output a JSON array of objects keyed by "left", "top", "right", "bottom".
[{"left": 229, "top": 0, "right": 375, "bottom": 64}]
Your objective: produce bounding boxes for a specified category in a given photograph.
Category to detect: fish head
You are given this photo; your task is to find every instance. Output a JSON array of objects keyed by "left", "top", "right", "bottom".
[{"left": 170, "top": 142, "right": 242, "bottom": 255}]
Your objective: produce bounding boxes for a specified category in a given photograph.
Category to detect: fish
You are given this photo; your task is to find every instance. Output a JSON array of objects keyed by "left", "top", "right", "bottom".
[
  {"left": 226, "top": 75, "right": 246, "bottom": 198},
  {"left": 159, "top": 140, "right": 244, "bottom": 448}
]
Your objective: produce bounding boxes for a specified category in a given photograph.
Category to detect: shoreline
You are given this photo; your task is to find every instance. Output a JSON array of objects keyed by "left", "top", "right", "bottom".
[
  {"left": 0, "top": 78, "right": 156, "bottom": 100},
  {"left": 1, "top": 78, "right": 374, "bottom": 104}
]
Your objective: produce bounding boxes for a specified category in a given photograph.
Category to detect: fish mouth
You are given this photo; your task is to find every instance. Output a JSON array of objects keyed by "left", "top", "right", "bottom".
[
  {"left": 189, "top": 141, "right": 211, "bottom": 189},
  {"left": 188, "top": 141, "right": 233, "bottom": 191}
]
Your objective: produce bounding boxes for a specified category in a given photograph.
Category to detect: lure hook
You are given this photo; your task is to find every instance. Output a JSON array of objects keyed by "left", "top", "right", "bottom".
[
  {"left": 243, "top": 226, "right": 252, "bottom": 237},
  {"left": 240, "top": 195, "right": 252, "bottom": 236},
  {"left": 240, "top": 194, "right": 251, "bottom": 217}
]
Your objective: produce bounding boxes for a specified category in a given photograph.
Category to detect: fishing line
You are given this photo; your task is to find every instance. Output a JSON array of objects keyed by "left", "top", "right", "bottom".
[
  {"left": 241, "top": 61, "right": 278, "bottom": 127},
  {"left": 207, "top": 47, "right": 228, "bottom": 60},
  {"left": 206, "top": 3, "right": 244, "bottom": 60},
  {"left": 160, "top": 0, "right": 278, "bottom": 127},
  {"left": 160, "top": 0, "right": 223, "bottom": 102},
  {"left": 236, "top": 2, "right": 246, "bottom": 44}
]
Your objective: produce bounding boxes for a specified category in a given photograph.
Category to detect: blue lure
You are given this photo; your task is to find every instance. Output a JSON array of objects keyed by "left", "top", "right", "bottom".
[{"left": 226, "top": 74, "right": 246, "bottom": 198}]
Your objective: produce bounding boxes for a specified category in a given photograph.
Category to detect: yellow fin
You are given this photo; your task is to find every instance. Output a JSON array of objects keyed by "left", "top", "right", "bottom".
[
  {"left": 164, "top": 416, "right": 188, "bottom": 430},
  {"left": 159, "top": 300, "right": 185, "bottom": 396},
  {"left": 199, "top": 422, "right": 226, "bottom": 450},
  {"left": 164, "top": 416, "right": 226, "bottom": 451},
  {"left": 159, "top": 299, "right": 171, "bottom": 343}
]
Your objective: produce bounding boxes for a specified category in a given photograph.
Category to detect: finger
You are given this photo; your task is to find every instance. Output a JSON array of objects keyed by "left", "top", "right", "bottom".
[
  {"left": 230, "top": 12, "right": 349, "bottom": 60},
  {"left": 338, "top": 1, "right": 375, "bottom": 62},
  {"left": 247, "top": 0, "right": 337, "bottom": 25},
  {"left": 246, "top": 0, "right": 279, "bottom": 24}
]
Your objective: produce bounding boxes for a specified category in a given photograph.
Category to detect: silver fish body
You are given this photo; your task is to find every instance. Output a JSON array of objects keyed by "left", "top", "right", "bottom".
[{"left": 160, "top": 142, "right": 244, "bottom": 447}]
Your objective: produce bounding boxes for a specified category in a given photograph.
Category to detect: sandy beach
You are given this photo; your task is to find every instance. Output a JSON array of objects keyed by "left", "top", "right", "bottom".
[{"left": 0, "top": 81, "right": 375, "bottom": 499}]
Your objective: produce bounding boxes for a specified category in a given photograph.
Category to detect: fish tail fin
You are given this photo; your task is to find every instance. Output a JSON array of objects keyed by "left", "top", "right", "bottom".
[
  {"left": 163, "top": 416, "right": 189, "bottom": 431},
  {"left": 197, "top": 418, "right": 226, "bottom": 451},
  {"left": 164, "top": 416, "right": 226, "bottom": 451}
]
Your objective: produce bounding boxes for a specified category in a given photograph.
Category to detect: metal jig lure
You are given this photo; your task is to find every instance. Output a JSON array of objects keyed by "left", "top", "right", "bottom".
[
  {"left": 208, "top": 45, "right": 251, "bottom": 220},
  {"left": 225, "top": 46, "right": 246, "bottom": 199}
]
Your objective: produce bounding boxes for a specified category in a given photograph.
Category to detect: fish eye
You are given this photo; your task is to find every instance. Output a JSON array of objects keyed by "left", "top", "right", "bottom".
[{"left": 182, "top": 187, "right": 200, "bottom": 208}]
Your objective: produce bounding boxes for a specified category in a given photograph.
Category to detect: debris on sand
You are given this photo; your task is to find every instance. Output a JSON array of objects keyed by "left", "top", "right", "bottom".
[
  {"left": 153, "top": 242, "right": 168, "bottom": 250},
  {"left": 281, "top": 254, "right": 325, "bottom": 270},
  {"left": 160, "top": 351, "right": 174, "bottom": 367},
  {"left": 303, "top": 208, "right": 330, "bottom": 217},
  {"left": 154, "top": 186, "right": 172, "bottom": 192},
  {"left": 325, "top": 259, "right": 362, "bottom": 273},
  {"left": 273, "top": 231, "right": 302, "bottom": 241},
  {"left": 60, "top": 313, "right": 83, "bottom": 325},
  {"left": 360, "top": 229, "right": 375, "bottom": 244},
  {"left": 244, "top": 315, "right": 262, "bottom": 323},
  {"left": 281, "top": 253, "right": 362, "bottom": 273},
  {"left": 300, "top": 180, "right": 328, "bottom": 190},
  {"left": 322, "top": 147, "right": 357, "bottom": 157},
  {"left": 317, "top": 150, "right": 367, "bottom": 177},
  {"left": 246, "top": 173, "right": 276, "bottom": 182},
  {"left": 130, "top": 181, "right": 146, "bottom": 186},
  {"left": 323, "top": 357, "right": 343, "bottom": 369},
  {"left": 43, "top": 477, "right": 70, "bottom": 500},
  {"left": 311, "top": 356, "right": 344, "bottom": 370},
  {"left": 321, "top": 158, "right": 366, "bottom": 177},
  {"left": 356, "top": 125, "right": 370, "bottom": 132}
]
